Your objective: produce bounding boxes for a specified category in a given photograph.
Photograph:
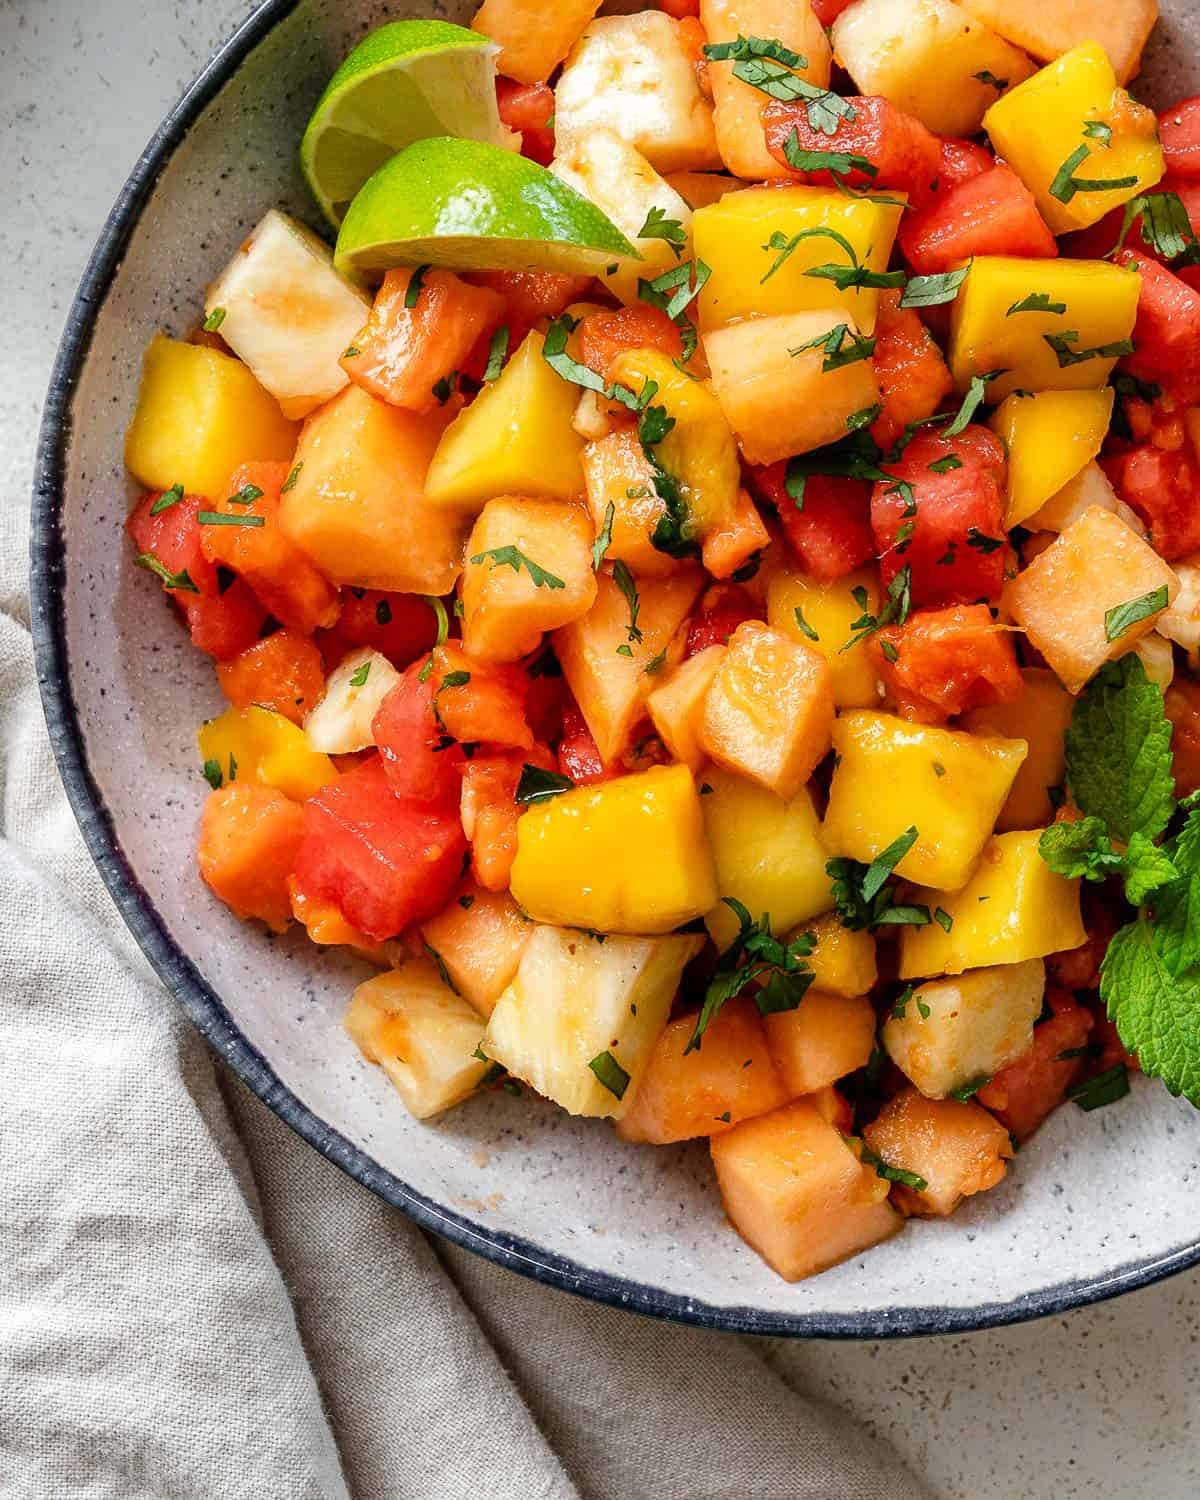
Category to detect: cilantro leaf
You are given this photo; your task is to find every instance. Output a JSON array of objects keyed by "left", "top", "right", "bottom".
[
  {"left": 636, "top": 206, "right": 687, "bottom": 258},
  {"left": 1104, "top": 585, "right": 1169, "bottom": 642},
  {"left": 1007, "top": 292, "right": 1068, "bottom": 316},
  {"left": 514, "top": 765, "right": 575, "bottom": 804},
  {"left": 827, "top": 825, "right": 930, "bottom": 931},
  {"left": 898, "top": 266, "right": 970, "bottom": 309},
  {"left": 592, "top": 501, "right": 615, "bottom": 571},
  {"left": 686, "top": 899, "right": 816, "bottom": 1052},
  {"left": 484, "top": 325, "right": 510, "bottom": 381},
  {"left": 470, "top": 546, "right": 566, "bottom": 590}
]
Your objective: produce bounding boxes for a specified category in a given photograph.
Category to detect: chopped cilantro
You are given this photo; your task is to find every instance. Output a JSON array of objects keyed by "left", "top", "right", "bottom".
[
  {"left": 793, "top": 606, "right": 819, "bottom": 642},
  {"left": 404, "top": 265, "right": 429, "bottom": 307},
  {"left": 1007, "top": 292, "right": 1068, "bottom": 316},
  {"left": 898, "top": 265, "right": 970, "bottom": 309},
  {"left": 202, "top": 306, "right": 226, "bottom": 332},
  {"left": 637, "top": 206, "right": 687, "bottom": 258},
  {"left": 592, "top": 501, "right": 615, "bottom": 571},
  {"left": 150, "top": 482, "right": 185, "bottom": 515},
  {"left": 686, "top": 898, "right": 816, "bottom": 1052},
  {"left": 588, "top": 1050, "right": 630, "bottom": 1099},
  {"left": 349, "top": 661, "right": 371, "bottom": 688},
  {"left": 1049, "top": 143, "right": 1139, "bottom": 204},
  {"left": 514, "top": 765, "right": 575, "bottom": 804},
  {"left": 484, "top": 324, "right": 510, "bottom": 382},
  {"left": 134, "top": 553, "right": 199, "bottom": 593},
  {"left": 470, "top": 546, "right": 566, "bottom": 590}
]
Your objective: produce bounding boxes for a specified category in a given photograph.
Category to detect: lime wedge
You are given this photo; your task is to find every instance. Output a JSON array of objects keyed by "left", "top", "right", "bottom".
[
  {"left": 301, "top": 19, "right": 515, "bottom": 229},
  {"left": 334, "top": 137, "right": 641, "bottom": 278}
]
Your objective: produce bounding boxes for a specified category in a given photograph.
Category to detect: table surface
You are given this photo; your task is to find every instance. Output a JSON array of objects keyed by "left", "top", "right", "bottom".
[{"left": 5, "top": 3, "right": 1200, "bottom": 1495}]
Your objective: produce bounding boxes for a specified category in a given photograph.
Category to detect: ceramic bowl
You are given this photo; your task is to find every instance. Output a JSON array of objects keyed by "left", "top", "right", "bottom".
[{"left": 30, "top": 0, "right": 1200, "bottom": 1336}]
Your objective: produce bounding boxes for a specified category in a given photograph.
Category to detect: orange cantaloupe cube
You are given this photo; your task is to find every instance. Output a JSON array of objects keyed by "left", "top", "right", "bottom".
[
  {"left": 962, "top": 668, "right": 1074, "bottom": 832},
  {"left": 863, "top": 1085, "right": 1014, "bottom": 1217},
  {"left": 197, "top": 784, "right": 304, "bottom": 933},
  {"left": 700, "top": 487, "right": 771, "bottom": 581},
  {"left": 646, "top": 645, "right": 727, "bottom": 770},
  {"left": 763, "top": 990, "right": 877, "bottom": 1096},
  {"left": 581, "top": 425, "right": 677, "bottom": 578},
  {"left": 420, "top": 881, "right": 534, "bottom": 1020}
]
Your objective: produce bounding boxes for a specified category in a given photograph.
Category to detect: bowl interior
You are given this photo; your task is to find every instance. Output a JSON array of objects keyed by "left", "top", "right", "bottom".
[{"left": 33, "top": 0, "right": 1200, "bottom": 1334}]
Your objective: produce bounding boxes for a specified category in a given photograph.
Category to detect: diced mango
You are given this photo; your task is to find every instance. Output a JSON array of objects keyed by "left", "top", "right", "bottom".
[
  {"left": 948, "top": 257, "right": 1142, "bottom": 402},
  {"left": 647, "top": 645, "right": 727, "bottom": 770},
  {"left": 822, "top": 711, "right": 1027, "bottom": 890},
  {"left": 832, "top": 0, "right": 1035, "bottom": 138},
  {"left": 991, "top": 388, "right": 1115, "bottom": 528},
  {"left": 699, "top": 621, "right": 834, "bottom": 801},
  {"left": 766, "top": 564, "right": 881, "bottom": 709},
  {"left": 983, "top": 43, "right": 1163, "bottom": 234},
  {"left": 124, "top": 334, "right": 298, "bottom": 499},
  {"left": 1025, "top": 458, "right": 1145, "bottom": 536},
  {"left": 555, "top": 566, "right": 705, "bottom": 762},
  {"left": 279, "top": 385, "right": 465, "bottom": 593},
  {"left": 711, "top": 1101, "right": 903, "bottom": 1281},
  {"left": 424, "top": 331, "right": 586, "bottom": 511},
  {"left": 1005, "top": 505, "right": 1179, "bottom": 693},
  {"left": 510, "top": 764, "right": 719, "bottom": 933},
  {"left": 197, "top": 705, "right": 336, "bottom": 803},
  {"left": 472, "top": 0, "right": 602, "bottom": 86},
  {"left": 899, "top": 831, "right": 1086, "bottom": 978},
  {"left": 705, "top": 311, "right": 882, "bottom": 464},
  {"left": 701, "top": 764, "right": 832, "bottom": 951},
  {"left": 802, "top": 912, "right": 878, "bottom": 999},
  {"left": 463, "top": 497, "right": 597, "bottom": 663},
  {"left": 582, "top": 425, "right": 678, "bottom": 578},
  {"left": 863, "top": 1087, "right": 1014, "bottom": 1216},
  {"left": 420, "top": 883, "right": 534, "bottom": 1020},
  {"left": 962, "top": 668, "right": 1074, "bottom": 831},
  {"left": 616, "top": 995, "right": 788, "bottom": 1143},
  {"left": 961, "top": 0, "right": 1157, "bottom": 85},
  {"left": 882, "top": 958, "right": 1045, "bottom": 1098},
  {"left": 764, "top": 990, "right": 877, "bottom": 1095},
  {"left": 694, "top": 186, "right": 902, "bottom": 335}
]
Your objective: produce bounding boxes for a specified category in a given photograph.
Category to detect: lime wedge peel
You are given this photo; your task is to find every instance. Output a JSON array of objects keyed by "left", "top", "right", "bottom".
[
  {"left": 333, "top": 137, "right": 641, "bottom": 279},
  {"left": 301, "top": 19, "right": 516, "bottom": 229}
]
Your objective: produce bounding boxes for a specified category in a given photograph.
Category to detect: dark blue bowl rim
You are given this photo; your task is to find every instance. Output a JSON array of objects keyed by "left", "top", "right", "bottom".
[{"left": 28, "top": 0, "right": 1200, "bottom": 1339}]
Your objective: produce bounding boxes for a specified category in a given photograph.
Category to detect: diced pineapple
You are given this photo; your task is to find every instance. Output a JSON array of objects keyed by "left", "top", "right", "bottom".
[
  {"left": 616, "top": 995, "right": 788, "bottom": 1143},
  {"left": 345, "top": 961, "right": 490, "bottom": 1120},
  {"left": 462, "top": 497, "right": 597, "bottom": 663},
  {"left": 766, "top": 564, "right": 882, "bottom": 710},
  {"left": 1005, "top": 505, "right": 1179, "bottom": 693},
  {"left": 882, "top": 958, "right": 1045, "bottom": 1099},
  {"left": 822, "top": 711, "right": 1028, "bottom": 891},
  {"left": 701, "top": 0, "right": 831, "bottom": 179},
  {"left": 960, "top": 0, "right": 1156, "bottom": 84},
  {"left": 962, "top": 669, "right": 1074, "bottom": 831},
  {"left": 554, "top": 567, "right": 705, "bottom": 762},
  {"left": 863, "top": 1087, "right": 1014, "bottom": 1216},
  {"left": 699, "top": 621, "right": 834, "bottom": 801},
  {"left": 279, "top": 386, "right": 465, "bottom": 594},
  {"left": 1156, "top": 557, "right": 1200, "bottom": 658},
  {"left": 472, "top": 0, "right": 602, "bottom": 85},
  {"left": 764, "top": 991, "right": 877, "bottom": 1095},
  {"left": 990, "top": 388, "right": 1115, "bottom": 528},
  {"left": 303, "top": 648, "right": 398, "bottom": 754},
  {"left": 420, "top": 882, "right": 533, "bottom": 1020},
  {"left": 124, "top": 334, "right": 298, "bottom": 499},
  {"left": 553, "top": 130, "right": 691, "bottom": 306},
  {"left": 1024, "top": 459, "right": 1146, "bottom": 536},
  {"left": 581, "top": 426, "right": 676, "bottom": 578},
  {"left": 483, "top": 923, "right": 704, "bottom": 1116},
  {"left": 666, "top": 171, "right": 744, "bottom": 210},
  {"left": 899, "top": 831, "right": 1085, "bottom": 978},
  {"left": 704, "top": 311, "right": 882, "bottom": 464},
  {"left": 711, "top": 1101, "right": 903, "bottom": 1281},
  {"left": 694, "top": 187, "right": 904, "bottom": 335},
  {"left": 647, "top": 646, "right": 727, "bottom": 770},
  {"left": 832, "top": 0, "right": 1035, "bottom": 138},
  {"left": 554, "top": 12, "right": 722, "bottom": 174},
  {"left": 802, "top": 912, "right": 878, "bottom": 999},
  {"left": 424, "top": 331, "right": 586, "bottom": 511},
  {"left": 204, "top": 210, "right": 371, "bottom": 420},
  {"left": 701, "top": 764, "right": 832, "bottom": 951},
  {"left": 511, "top": 764, "right": 719, "bottom": 934}
]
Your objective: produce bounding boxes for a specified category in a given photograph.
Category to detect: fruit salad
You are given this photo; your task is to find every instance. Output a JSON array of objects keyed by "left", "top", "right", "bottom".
[{"left": 122, "top": 0, "right": 1200, "bottom": 1283}]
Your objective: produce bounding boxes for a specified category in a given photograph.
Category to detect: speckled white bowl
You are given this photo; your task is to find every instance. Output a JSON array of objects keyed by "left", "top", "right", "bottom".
[{"left": 30, "top": 0, "right": 1200, "bottom": 1336}]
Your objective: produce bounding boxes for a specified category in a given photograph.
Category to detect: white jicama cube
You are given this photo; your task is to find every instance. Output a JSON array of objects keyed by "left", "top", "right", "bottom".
[
  {"left": 303, "top": 648, "right": 399, "bottom": 754},
  {"left": 1134, "top": 632, "right": 1174, "bottom": 692},
  {"left": 345, "top": 960, "right": 491, "bottom": 1120},
  {"left": 205, "top": 209, "right": 371, "bottom": 419},
  {"left": 1156, "top": 556, "right": 1200, "bottom": 661},
  {"left": 483, "top": 925, "right": 704, "bottom": 1117},
  {"left": 958, "top": 0, "right": 1156, "bottom": 85},
  {"left": 554, "top": 12, "right": 722, "bottom": 175},
  {"left": 1024, "top": 459, "right": 1146, "bottom": 536},
  {"left": 833, "top": 0, "right": 1036, "bottom": 138},
  {"left": 552, "top": 130, "right": 692, "bottom": 306},
  {"left": 882, "top": 959, "right": 1045, "bottom": 1099}
]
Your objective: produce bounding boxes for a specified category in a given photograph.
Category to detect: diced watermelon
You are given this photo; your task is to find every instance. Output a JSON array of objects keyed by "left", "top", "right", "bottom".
[
  {"left": 557, "top": 702, "right": 615, "bottom": 784},
  {"left": 371, "top": 659, "right": 464, "bottom": 803},
  {"left": 809, "top": 0, "right": 858, "bottom": 24},
  {"left": 684, "top": 581, "right": 761, "bottom": 655},
  {"left": 975, "top": 992, "right": 1094, "bottom": 1141},
  {"left": 1116, "top": 247, "right": 1200, "bottom": 406},
  {"left": 871, "top": 603, "right": 1023, "bottom": 722},
  {"left": 898, "top": 165, "right": 1057, "bottom": 276},
  {"left": 324, "top": 589, "right": 441, "bottom": 669},
  {"left": 1105, "top": 440, "right": 1200, "bottom": 560},
  {"left": 762, "top": 95, "right": 942, "bottom": 205},
  {"left": 496, "top": 77, "right": 557, "bottom": 166},
  {"left": 579, "top": 304, "right": 685, "bottom": 378},
  {"left": 934, "top": 136, "right": 994, "bottom": 192},
  {"left": 465, "top": 270, "right": 593, "bottom": 352},
  {"left": 869, "top": 288, "right": 953, "bottom": 449},
  {"left": 1160, "top": 96, "right": 1200, "bottom": 180},
  {"left": 754, "top": 463, "right": 875, "bottom": 582},
  {"left": 430, "top": 641, "right": 533, "bottom": 751}
]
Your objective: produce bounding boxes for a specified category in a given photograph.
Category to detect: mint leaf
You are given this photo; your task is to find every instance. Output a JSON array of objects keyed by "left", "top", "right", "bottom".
[
  {"left": 1038, "top": 817, "right": 1124, "bottom": 883},
  {"left": 1101, "top": 916, "right": 1200, "bottom": 1104},
  {"left": 1121, "top": 831, "right": 1179, "bottom": 906}
]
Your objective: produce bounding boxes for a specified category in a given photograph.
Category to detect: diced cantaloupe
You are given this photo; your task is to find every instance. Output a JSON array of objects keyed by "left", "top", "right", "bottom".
[
  {"left": 647, "top": 645, "right": 727, "bottom": 770},
  {"left": 303, "top": 648, "right": 400, "bottom": 754},
  {"left": 701, "top": 489, "right": 771, "bottom": 582},
  {"left": 279, "top": 385, "right": 465, "bottom": 594},
  {"left": 763, "top": 990, "right": 877, "bottom": 1095},
  {"left": 803, "top": 912, "right": 878, "bottom": 999},
  {"left": 990, "top": 388, "right": 1115, "bottom": 529},
  {"left": 766, "top": 564, "right": 882, "bottom": 710},
  {"left": 863, "top": 1086, "right": 1014, "bottom": 1216},
  {"left": 962, "top": 669, "right": 1074, "bottom": 831},
  {"left": 1005, "top": 505, "right": 1179, "bottom": 694},
  {"left": 472, "top": 0, "right": 603, "bottom": 86},
  {"left": 960, "top": 0, "right": 1156, "bottom": 84},
  {"left": 1024, "top": 459, "right": 1145, "bottom": 536},
  {"left": 581, "top": 425, "right": 677, "bottom": 578},
  {"left": 616, "top": 996, "right": 788, "bottom": 1143},
  {"left": 197, "top": 783, "right": 304, "bottom": 933},
  {"left": 420, "top": 883, "right": 534, "bottom": 1020},
  {"left": 882, "top": 958, "right": 1045, "bottom": 1098},
  {"left": 711, "top": 1102, "right": 903, "bottom": 1281},
  {"left": 699, "top": 621, "right": 834, "bottom": 801}
]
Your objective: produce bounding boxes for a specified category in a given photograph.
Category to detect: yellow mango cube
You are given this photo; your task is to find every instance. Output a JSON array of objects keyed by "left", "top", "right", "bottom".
[
  {"left": 510, "top": 764, "right": 718, "bottom": 934},
  {"left": 766, "top": 563, "right": 882, "bottom": 709},
  {"left": 472, "top": 0, "right": 602, "bottom": 86},
  {"left": 463, "top": 497, "right": 597, "bottom": 663},
  {"left": 701, "top": 764, "right": 832, "bottom": 951},
  {"left": 125, "top": 333, "right": 298, "bottom": 499},
  {"left": 647, "top": 645, "right": 727, "bottom": 770},
  {"left": 961, "top": 0, "right": 1157, "bottom": 85},
  {"left": 991, "top": 388, "right": 1115, "bottom": 528},
  {"left": 705, "top": 311, "right": 882, "bottom": 464},
  {"left": 694, "top": 186, "right": 904, "bottom": 335},
  {"left": 419, "top": 882, "right": 533, "bottom": 1020},
  {"left": 699, "top": 621, "right": 834, "bottom": 801},
  {"left": 554, "top": 566, "right": 705, "bottom": 762},
  {"left": 1005, "top": 505, "right": 1179, "bottom": 693},
  {"left": 822, "top": 711, "right": 1028, "bottom": 891},
  {"left": 832, "top": 0, "right": 1035, "bottom": 138},
  {"left": 424, "top": 331, "right": 586, "bottom": 511},
  {"left": 983, "top": 43, "right": 1163, "bottom": 234},
  {"left": 962, "top": 669, "right": 1074, "bottom": 831},
  {"left": 197, "top": 706, "right": 336, "bottom": 804},
  {"left": 801, "top": 911, "right": 878, "bottom": 998},
  {"left": 581, "top": 426, "right": 676, "bottom": 578},
  {"left": 899, "top": 831, "right": 1086, "bottom": 978},
  {"left": 763, "top": 990, "right": 877, "bottom": 1095},
  {"left": 948, "top": 257, "right": 1142, "bottom": 402}
]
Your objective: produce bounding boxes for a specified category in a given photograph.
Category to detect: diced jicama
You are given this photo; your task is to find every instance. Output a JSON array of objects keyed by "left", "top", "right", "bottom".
[
  {"left": 304, "top": 649, "right": 400, "bottom": 754},
  {"left": 1024, "top": 459, "right": 1145, "bottom": 535}
]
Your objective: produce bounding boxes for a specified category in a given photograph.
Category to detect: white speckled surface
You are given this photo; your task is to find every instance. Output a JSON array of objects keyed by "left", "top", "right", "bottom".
[{"left": 10, "top": 1, "right": 1200, "bottom": 1493}]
